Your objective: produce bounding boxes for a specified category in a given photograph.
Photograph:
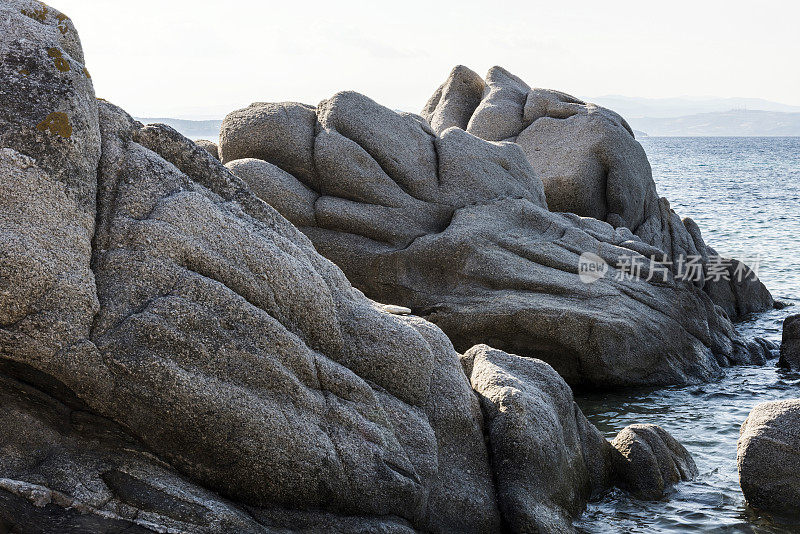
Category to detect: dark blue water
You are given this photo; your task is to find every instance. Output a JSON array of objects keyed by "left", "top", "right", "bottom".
[{"left": 575, "top": 137, "right": 800, "bottom": 533}]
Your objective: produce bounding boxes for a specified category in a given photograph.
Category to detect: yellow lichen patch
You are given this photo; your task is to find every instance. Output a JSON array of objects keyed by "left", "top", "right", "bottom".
[
  {"left": 56, "top": 13, "right": 70, "bottom": 34},
  {"left": 21, "top": 2, "right": 48, "bottom": 22},
  {"left": 47, "top": 47, "right": 70, "bottom": 72},
  {"left": 36, "top": 112, "right": 72, "bottom": 139},
  {"left": 82, "top": 67, "right": 91, "bottom": 79},
  {"left": 19, "top": 68, "right": 30, "bottom": 76}
]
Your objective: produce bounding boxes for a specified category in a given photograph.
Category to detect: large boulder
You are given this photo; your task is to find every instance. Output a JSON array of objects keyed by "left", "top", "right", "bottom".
[
  {"left": 222, "top": 90, "right": 770, "bottom": 388},
  {"left": 779, "top": 314, "right": 800, "bottom": 370},
  {"left": 0, "top": 0, "right": 99, "bottom": 410},
  {"left": 1, "top": 5, "right": 505, "bottom": 531},
  {"left": 218, "top": 101, "right": 318, "bottom": 186},
  {"left": 738, "top": 400, "right": 800, "bottom": 519},
  {"left": 421, "top": 66, "right": 773, "bottom": 317},
  {"left": 465, "top": 345, "right": 696, "bottom": 533}
]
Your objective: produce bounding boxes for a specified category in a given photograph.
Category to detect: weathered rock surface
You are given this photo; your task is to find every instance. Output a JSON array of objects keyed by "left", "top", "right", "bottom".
[
  {"left": 466, "top": 345, "right": 695, "bottom": 533},
  {"left": 421, "top": 65, "right": 484, "bottom": 135},
  {"left": 421, "top": 66, "right": 773, "bottom": 317},
  {"left": 225, "top": 157, "right": 318, "bottom": 227},
  {"left": 0, "top": 0, "right": 98, "bottom": 209},
  {"left": 738, "top": 400, "right": 800, "bottom": 518},
  {"left": 0, "top": 0, "right": 99, "bottom": 418},
  {"left": 467, "top": 345, "right": 612, "bottom": 533},
  {"left": 222, "top": 89, "right": 770, "bottom": 387},
  {"left": 88, "top": 102, "right": 502, "bottom": 532},
  {"left": 2, "top": 5, "right": 504, "bottom": 531},
  {"left": 610, "top": 424, "right": 698, "bottom": 501},
  {"left": 219, "top": 101, "right": 318, "bottom": 186},
  {"left": 194, "top": 138, "right": 219, "bottom": 160},
  {"left": 779, "top": 314, "right": 800, "bottom": 370}
]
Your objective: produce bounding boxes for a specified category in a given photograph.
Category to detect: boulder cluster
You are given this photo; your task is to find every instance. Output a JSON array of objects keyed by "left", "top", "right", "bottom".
[
  {"left": 216, "top": 71, "right": 773, "bottom": 388},
  {"left": 0, "top": 1, "right": 791, "bottom": 532}
]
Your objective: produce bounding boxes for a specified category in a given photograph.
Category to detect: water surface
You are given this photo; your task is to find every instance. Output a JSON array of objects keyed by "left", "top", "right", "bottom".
[{"left": 575, "top": 137, "right": 800, "bottom": 533}]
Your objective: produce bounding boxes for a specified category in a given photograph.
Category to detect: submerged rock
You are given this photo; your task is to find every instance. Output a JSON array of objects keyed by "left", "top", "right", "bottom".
[
  {"left": 779, "top": 314, "right": 800, "bottom": 370},
  {"left": 738, "top": 400, "right": 800, "bottom": 519},
  {"left": 422, "top": 65, "right": 773, "bottom": 318},
  {"left": 222, "top": 89, "right": 769, "bottom": 388}
]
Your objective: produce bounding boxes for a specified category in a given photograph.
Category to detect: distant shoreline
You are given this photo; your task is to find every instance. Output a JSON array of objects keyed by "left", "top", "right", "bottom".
[{"left": 137, "top": 111, "right": 800, "bottom": 140}]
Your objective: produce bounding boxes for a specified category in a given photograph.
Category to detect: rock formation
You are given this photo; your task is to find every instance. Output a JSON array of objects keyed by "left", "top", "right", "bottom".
[
  {"left": 1, "top": 3, "right": 493, "bottom": 530},
  {"left": 0, "top": 0, "right": 784, "bottom": 534},
  {"left": 422, "top": 66, "right": 774, "bottom": 318},
  {"left": 738, "top": 400, "right": 800, "bottom": 519},
  {"left": 779, "top": 314, "right": 800, "bottom": 370},
  {"left": 0, "top": 2, "right": 703, "bottom": 531},
  {"left": 220, "top": 91, "right": 770, "bottom": 387}
]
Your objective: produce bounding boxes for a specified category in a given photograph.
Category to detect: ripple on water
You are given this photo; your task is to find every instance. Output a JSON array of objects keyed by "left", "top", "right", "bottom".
[{"left": 574, "top": 137, "right": 800, "bottom": 533}]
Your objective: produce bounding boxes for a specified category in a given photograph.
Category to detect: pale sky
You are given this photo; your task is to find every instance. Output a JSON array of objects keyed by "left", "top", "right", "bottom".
[{"left": 50, "top": 0, "right": 800, "bottom": 119}]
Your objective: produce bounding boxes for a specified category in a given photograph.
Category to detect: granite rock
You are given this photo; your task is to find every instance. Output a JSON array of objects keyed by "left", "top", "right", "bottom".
[{"left": 738, "top": 400, "right": 800, "bottom": 518}]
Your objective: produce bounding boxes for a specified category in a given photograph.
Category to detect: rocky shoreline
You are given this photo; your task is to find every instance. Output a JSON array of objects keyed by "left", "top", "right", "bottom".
[{"left": 0, "top": 1, "right": 797, "bottom": 532}]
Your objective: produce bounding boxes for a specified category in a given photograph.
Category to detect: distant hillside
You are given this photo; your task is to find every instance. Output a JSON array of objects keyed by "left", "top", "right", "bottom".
[
  {"left": 136, "top": 109, "right": 800, "bottom": 140},
  {"left": 136, "top": 117, "right": 221, "bottom": 140},
  {"left": 627, "top": 110, "right": 800, "bottom": 137},
  {"left": 587, "top": 96, "right": 800, "bottom": 119}
]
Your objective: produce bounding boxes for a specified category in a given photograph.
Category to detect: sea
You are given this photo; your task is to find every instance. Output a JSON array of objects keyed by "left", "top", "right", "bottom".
[{"left": 574, "top": 137, "right": 800, "bottom": 533}]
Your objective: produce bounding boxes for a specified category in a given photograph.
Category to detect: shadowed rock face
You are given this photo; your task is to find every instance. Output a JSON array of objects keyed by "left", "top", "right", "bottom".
[
  {"left": 779, "top": 314, "right": 800, "bottom": 370},
  {"left": 738, "top": 400, "right": 800, "bottom": 519},
  {"left": 0, "top": 364, "right": 423, "bottom": 533},
  {"left": 221, "top": 91, "right": 769, "bottom": 388},
  {"left": 422, "top": 65, "right": 773, "bottom": 318}
]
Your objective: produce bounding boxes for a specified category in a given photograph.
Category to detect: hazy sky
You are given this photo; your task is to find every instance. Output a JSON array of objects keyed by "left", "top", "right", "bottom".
[{"left": 51, "top": 0, "right": 800, "bottom": 118}]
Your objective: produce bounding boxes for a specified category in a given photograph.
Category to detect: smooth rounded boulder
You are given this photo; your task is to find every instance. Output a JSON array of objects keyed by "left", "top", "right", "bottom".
[
  {"left": 194, "top": 138, "right": 219, "bottom": 160},
  {"left": 610, "top": 424, "right": 698, "bottom": 501},
  {"left": 738, "top": 400, "right": 800, "bottom": 518}
]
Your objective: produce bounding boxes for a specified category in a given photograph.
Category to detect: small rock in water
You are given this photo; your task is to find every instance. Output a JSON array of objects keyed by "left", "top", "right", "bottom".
[
  {"left": 779, "top": 314, "right": 800, "bottom": 370},
  {"left": 610, "top": 424, "right": 699, "bottom": 501}
]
